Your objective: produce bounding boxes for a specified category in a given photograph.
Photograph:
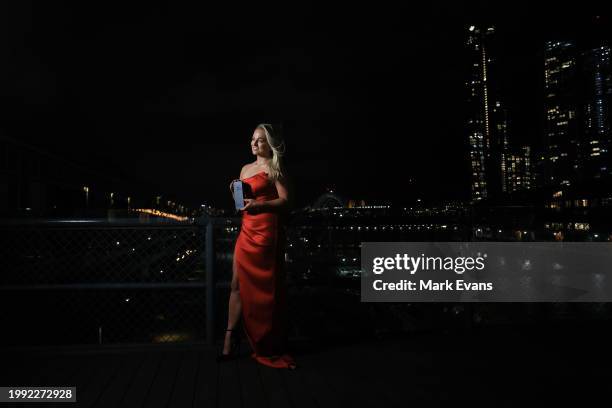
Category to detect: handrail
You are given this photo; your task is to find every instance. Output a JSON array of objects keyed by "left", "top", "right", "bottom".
[
  {"left": 0, "top": 216, "right": 241, "bottom": 347},
  {"left": 0, "top": 217, "right": 196, "bottom": 226}
]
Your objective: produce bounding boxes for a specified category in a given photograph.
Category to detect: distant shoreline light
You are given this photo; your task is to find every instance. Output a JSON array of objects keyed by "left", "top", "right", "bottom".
[{"left": 131, "top": 208, "right": 189, "bottom": 221}]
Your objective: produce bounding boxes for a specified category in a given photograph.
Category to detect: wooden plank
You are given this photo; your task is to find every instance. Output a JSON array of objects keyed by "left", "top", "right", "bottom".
[
  {"left": 285, "top": 353, "right": 342, "bottom": 408},
  {"left": 92, "top": 351, "right": 147, "bottom": 408},
  {"left": 73, "top": 352, "right": 123, "bottom": 408},
  {"left": 192, "top": 349, "right": 218, "bottom": 407},
  {"left": 41, "top": 354, "right": 110, "bottom": 407},
  {"left": 216, "top": 358, "right": 241, "bottom": 408},
  {"left": 0, "top": 353, "right": 39, "bottom": 408},
  {"left": 7, "top": 353, "right": 113, "bottom": 408},
  {"left": 39, "top": 354, "right": 83, "bottom": 387},
  {"left": 383, "top": 352, "right": 442, "bottom": 406},
  {"left": 278, "top": 360, "right": 318, "bottom": 408},
  {"left": 256, "top": 363, "right": 292, "bottom": 408},
  {"left": 166, "top": 349, "right": 200, "bottom": 408},
  {"left": 119, "top": 351, "right": 166, "bottom": 408},
  {"left": 0, "top": 353, "right": 41, "bottom": 388},
  {"left": 3, "top": 354, "right": 61, "bottom": 386},
  {"left": 237, "top": 356, "right": 267, "bottom": 407},
  {"left": 141, "top": 349, "right": 184, "bottom": 408},
  {"left": 299, "top": 346, "right": 398, "bottom": 408},
  {"left": 12, "top": 354, "right": 83, "bottom": 408},
  {"left": 69, "top": 354, "right": 111, "bottom": 405},
  {"left": 324, "top": 342, "right": 431, "bottom": 408}
]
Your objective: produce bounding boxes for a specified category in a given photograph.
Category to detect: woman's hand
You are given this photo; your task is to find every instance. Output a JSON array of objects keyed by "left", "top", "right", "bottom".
[
  {"left": 240, "top": 198, "right": 263, "bottom": 214},
  {"left": 229, "top": 179, "right": 240, "bottom": 194}
]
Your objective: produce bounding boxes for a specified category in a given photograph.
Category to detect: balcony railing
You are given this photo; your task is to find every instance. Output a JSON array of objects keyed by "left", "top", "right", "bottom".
[
  {"left": 0, "top": 216, "right": 239, "bottom": 347},
  {"left": 3, "top": 215, "right": 608, "bottom": 350}
]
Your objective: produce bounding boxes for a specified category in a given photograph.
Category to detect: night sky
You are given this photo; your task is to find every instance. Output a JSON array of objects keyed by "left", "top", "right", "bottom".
[{"left": 1, "top": 2, "right": 608, "bottom": 209}]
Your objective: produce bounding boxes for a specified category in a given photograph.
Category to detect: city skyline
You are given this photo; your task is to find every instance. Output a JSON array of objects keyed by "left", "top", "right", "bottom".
[{"left": 2, "top": 3, "right": 610, "bottom": 212}]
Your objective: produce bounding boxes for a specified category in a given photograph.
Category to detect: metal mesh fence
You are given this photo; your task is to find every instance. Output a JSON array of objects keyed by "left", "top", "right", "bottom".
[
  {"left": 0, "top": 218, "right": 240, "bottom": 347},
  {"left": 2, "top": 215, "right": 609, "bottom": 349},
  {"left": 0, "top": 223, "right": 204, "bottom": 285}
]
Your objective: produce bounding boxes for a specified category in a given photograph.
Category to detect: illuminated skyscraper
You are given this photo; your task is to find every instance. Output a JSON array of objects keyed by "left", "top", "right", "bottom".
[
  {"left": 542, "top": 37, "right": 612, "bottom": 194},
  {"left": 502, "top": 146, "right": 533, "bottom": 193},
  {"left": 581, "top": 45, "right": 612, "bottom": 180},
  {"left": 494, "top": 99, "right": 534, "bottom": 194},
  {"left": 543, "top": 41, "right": 580, "bottom": 189},
  {"left": 494, "top": 100, "right": 510, "bottom": 193},
  {"left": 465, "top": 25, "right": 505, "bottom": 202}
]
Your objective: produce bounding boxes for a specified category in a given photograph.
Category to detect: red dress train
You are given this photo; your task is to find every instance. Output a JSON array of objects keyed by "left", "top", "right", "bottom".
[{"left": 233, "top": 171, "right": 296, "bottom": 369}]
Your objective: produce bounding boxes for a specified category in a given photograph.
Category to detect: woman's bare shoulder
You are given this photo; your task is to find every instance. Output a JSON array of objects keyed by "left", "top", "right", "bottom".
[{"left": 240, "top": 163, "right": 255, "bottom": 178}]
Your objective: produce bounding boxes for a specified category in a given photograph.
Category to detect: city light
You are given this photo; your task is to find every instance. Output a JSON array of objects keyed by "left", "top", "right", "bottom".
[{"left": 131, "top": 208, "right": 189, "bottom": 221}]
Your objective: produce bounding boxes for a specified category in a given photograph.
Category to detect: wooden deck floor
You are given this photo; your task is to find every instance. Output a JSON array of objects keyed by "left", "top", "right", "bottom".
[{"left": 1, "top": 326, "right": 610, "bottom": 407}]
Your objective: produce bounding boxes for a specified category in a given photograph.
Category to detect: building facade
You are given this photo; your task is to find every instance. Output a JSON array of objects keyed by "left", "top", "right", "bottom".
[
  {"left": 543, "top": 41, "right": 581, "bottom": 189},
  {"left": 580, "top": 45, "right": 612, "bottom": 181},
  {"left": 466, "top": 25, "right": 526, "bottom": 202},
  {"left": 502, "top": 145, "right": 533, "bottom": 193},
  {"left": 466, "top": 25, "right": 497, "bottom": 201}
]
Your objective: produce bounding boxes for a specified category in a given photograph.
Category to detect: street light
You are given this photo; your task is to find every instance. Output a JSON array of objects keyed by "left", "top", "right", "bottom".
[{"left": 83, "top": 186, "right": 90, "bottom": 207}]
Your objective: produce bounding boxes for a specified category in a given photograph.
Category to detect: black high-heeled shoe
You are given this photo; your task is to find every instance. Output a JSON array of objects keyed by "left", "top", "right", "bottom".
[{"left": 216, "top": 328, "right": 241, "bottom": 362}]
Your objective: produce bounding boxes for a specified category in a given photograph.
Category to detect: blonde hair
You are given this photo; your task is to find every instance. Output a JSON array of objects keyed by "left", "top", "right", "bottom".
[{"left": 256, "top": 123, "right": 286, "bottom": 181}]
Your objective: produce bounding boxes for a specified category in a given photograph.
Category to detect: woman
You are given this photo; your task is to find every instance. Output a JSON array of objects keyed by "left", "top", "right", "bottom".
[{"left": 218, "top": 123, "right": 297, "bottom": 370}]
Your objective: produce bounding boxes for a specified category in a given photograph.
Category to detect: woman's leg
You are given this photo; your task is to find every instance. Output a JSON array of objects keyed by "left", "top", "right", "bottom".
[{"left": 223, "top": 255, "right": 242, "bottom": 353}]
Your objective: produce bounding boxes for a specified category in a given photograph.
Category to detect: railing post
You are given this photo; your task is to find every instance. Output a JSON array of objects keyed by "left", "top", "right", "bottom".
[{"left": 206, "top": 218, "right": 215, "bottom": 346}]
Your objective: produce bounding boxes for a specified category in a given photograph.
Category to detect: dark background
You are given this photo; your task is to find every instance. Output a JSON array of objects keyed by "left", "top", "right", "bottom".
[{"left": 1, "top": 1, "right": 608, "bottom": 209}]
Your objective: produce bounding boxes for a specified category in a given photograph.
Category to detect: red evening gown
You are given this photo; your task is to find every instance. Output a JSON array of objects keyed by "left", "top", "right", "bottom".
[{"left": 233, "top": 171, "right": 296, "bottom": 369}]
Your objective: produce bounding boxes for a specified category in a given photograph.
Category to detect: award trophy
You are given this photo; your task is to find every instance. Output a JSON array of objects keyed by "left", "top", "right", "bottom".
[{"left": 233, "top": 180, "right": 244, "bottom": 211}]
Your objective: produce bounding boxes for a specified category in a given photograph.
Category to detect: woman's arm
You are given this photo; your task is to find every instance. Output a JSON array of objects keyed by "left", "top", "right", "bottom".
[{"left": 264, "top": 176, "right": 289, "bottom": 210}]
